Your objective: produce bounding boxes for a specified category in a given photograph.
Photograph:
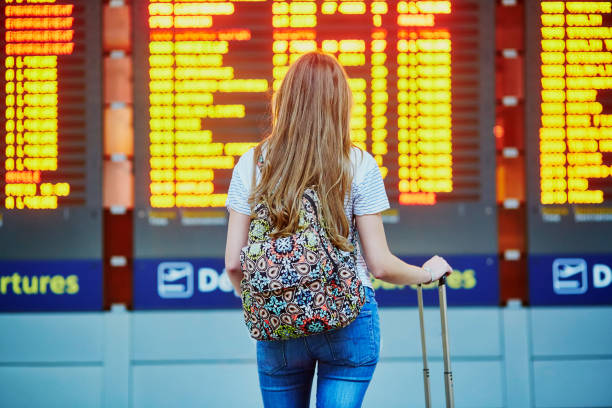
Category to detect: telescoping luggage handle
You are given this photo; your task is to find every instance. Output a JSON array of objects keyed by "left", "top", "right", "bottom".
[{"left": 417, "top": 276, "right": 455, "bottom": 408}]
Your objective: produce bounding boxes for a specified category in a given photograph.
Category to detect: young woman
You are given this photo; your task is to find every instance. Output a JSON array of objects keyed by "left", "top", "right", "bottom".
[{"left": 225, "top": 52, "right": 453, "bottom": 408}]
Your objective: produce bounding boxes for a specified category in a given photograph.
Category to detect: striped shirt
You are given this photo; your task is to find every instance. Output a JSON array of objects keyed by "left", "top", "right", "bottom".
[{"left": 226, "top": 146, "right": 390, "bottom": 288}]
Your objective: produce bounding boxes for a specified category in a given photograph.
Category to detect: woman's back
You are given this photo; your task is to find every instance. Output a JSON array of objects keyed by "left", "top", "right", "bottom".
[{"left": 226, "top": 144, "right": 390, "bottom": 289}]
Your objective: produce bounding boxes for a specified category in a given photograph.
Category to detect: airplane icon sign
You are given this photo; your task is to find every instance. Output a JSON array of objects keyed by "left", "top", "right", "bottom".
[
  {"left": 157, "top": 262, "right": 194, "bottom": 299},
  {"left": 553, "top": 258, "right": 588, "bottom": 295}
]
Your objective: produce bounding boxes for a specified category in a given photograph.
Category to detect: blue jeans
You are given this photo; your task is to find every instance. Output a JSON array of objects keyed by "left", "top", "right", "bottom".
[{"left": 256, "top": 287, "right": 380, "bottom": 408}]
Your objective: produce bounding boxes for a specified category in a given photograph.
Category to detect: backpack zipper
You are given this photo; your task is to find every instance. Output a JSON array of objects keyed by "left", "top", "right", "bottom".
[{"left": 304, "top": 194, "right": 339, "bottom": 274}]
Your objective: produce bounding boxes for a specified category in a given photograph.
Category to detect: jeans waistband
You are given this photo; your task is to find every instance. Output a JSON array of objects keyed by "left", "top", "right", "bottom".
[{"left": 364, "top": 286, "right": 375, "bottom": 303}]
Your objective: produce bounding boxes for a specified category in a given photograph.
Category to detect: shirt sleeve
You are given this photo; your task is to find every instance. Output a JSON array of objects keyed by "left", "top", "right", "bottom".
[
  {"left": 353, "top": 158, "right": 390, "bottom": 216},
  {"left": 226, "top": 162, "right": 252, "bottom": 215}
]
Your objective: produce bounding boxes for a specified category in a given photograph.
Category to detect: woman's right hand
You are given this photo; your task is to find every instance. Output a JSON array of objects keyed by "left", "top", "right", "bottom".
[
  {"left": 355, "top": 213, "right": 456, "bottom": 286},
  {"left": 422, "top": 255, "right": 453, "bottom": 283}
]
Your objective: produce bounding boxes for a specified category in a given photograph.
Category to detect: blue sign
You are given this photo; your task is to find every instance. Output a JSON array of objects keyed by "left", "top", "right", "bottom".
[
  {"left": 0, "top": 260, "right": 103, "bottom": 311},
  {"left": 530, "top": 254, "right": 612, "bottom": 305},
  {"left": 134, "top": 258, "right": 240, "bottom": 309},
  {"left": 375, "top": 255, "right": 499, "bottom": 306},
  {"left": 134, "top": 255, "right": 499, "bottom": 309}
]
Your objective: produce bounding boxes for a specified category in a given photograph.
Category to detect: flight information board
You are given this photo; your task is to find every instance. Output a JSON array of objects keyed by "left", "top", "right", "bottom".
[
  {"left": 0, "top": 0, "right": 102, "bottom": 311},
  {"left": 133, "top": 0, "right": 497, "bottom": 309},
  {"left": 526, "top": 0, "right": 612, "bottom": 305}
]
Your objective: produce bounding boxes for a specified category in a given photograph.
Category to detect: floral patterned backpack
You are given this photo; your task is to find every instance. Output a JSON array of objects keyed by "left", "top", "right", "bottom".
[{"left": 239, "top": 176, "right": 366, "bottom": 341}]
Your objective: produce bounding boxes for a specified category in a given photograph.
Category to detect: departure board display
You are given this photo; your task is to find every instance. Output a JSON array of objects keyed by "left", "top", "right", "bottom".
[
  {"left": 0, "top": 0, "right": 102, "bottom": 311},
  {"left": 133, "top": 0, "right": 497, "bottom": 309},
  {"left": 526, "top": 0, "right": 612, "bottom": 305}
]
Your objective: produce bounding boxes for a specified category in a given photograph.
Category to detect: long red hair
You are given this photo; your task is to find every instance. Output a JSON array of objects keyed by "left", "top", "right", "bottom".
[{"left": 250, "top": 52, "right": 354, "bottom": 251}]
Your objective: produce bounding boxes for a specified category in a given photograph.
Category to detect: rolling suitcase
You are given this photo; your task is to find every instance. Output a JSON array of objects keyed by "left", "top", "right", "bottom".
[{"left": 417, "top": 276, "right": 455, "bottom": 408}]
